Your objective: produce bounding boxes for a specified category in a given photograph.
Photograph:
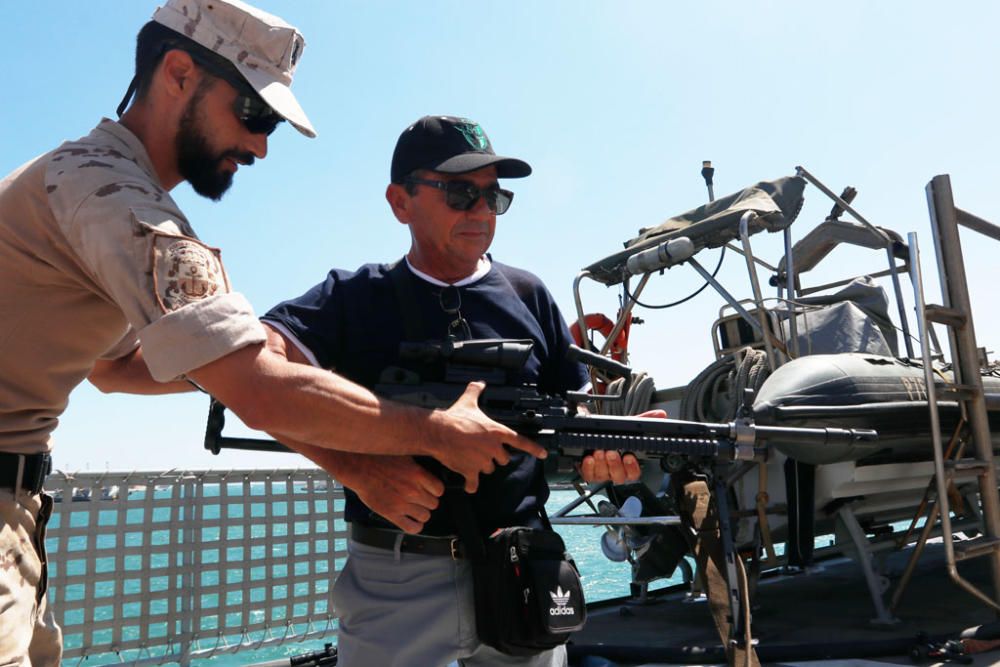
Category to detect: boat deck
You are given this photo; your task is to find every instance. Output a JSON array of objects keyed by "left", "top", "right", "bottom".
[{"left": 569, "top": 542, "right": 1000, "bottom": 666}]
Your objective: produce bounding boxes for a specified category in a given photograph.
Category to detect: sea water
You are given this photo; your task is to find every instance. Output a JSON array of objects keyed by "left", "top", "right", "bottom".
[{"left": 49, "top": 488, "right": 685, "bottom": 666}]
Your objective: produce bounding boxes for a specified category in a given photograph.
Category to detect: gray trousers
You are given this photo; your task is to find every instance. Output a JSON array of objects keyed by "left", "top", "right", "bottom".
[{"left": 332, "top": 538, "right": 568, "bottom": 667}]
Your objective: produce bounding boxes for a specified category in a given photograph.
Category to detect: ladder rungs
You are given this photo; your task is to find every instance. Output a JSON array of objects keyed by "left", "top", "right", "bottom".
[
  {"left": 938, "top": 383, "right": 982, "bottom": 401},
  {"left": 944, "top": 459, "right": 993, "bottom": 476},
  {"left": 945, "top": 458, "right": 993, "bottom": 471},
  {"left": 954, "top": 536, "right": 1000, "bottom": 561},
  {"left": 925, "top": 304, "right": 968, "bottom": 328}
]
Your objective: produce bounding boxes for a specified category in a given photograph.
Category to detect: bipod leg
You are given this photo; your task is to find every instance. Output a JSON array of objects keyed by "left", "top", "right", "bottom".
[
  {"left": 678, "top": 473, "right": 759, "bottom": 667},
  {"left": 715, "top": 473, "right": 758, "bottom": 666}
]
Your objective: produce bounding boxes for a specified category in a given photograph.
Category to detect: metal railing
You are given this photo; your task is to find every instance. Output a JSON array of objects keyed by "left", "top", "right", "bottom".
[{"left": 44, "top": 468, "right": 346, "bottom": 666}]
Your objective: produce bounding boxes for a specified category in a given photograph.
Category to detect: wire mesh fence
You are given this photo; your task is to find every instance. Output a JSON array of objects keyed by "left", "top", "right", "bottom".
[{"left": 44, "top": 468, "right": 345, "bottom": 665}]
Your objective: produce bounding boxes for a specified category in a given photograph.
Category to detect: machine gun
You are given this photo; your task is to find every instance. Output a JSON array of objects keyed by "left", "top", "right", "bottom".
[
  {"left": 204, "top": 338, "right": 876, "bottom": 471},
  {"left": 203, "top": 338, "right": 876, "bottom": 657}
]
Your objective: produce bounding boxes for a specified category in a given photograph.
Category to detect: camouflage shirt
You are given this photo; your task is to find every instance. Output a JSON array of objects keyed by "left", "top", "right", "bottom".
[{"left": 0, "top": 119, "right": 266, "bottom": 454}]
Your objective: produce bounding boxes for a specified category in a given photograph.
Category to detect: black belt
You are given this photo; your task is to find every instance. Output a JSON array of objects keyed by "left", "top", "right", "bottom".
[
  {"left": 0, "top": 452, "right": 52, "bottom": 495},
  {"left": 350, "top": 523, "right": 465, "bottom": 559}
]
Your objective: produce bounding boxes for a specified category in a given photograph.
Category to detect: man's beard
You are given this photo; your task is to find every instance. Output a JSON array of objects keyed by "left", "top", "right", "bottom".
[{"left": 176, "top": 86, "right": 255, "bottom": 201}]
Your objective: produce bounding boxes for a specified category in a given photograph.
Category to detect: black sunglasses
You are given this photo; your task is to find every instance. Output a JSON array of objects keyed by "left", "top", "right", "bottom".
[
  {"left": 116, "top": 42, "right": 284, "bottom": 137},
  {"left": 406, "top": 177, "right": 514, "bottom": 215},
  {"left": 186, "top": 50, "right": 285, "bottom": 136},
  {"left": 230, "top": 92, "right": 284, "bottom": 136},
  {"left": 165, "top": 46, "right": 285, "bottom": 136}
]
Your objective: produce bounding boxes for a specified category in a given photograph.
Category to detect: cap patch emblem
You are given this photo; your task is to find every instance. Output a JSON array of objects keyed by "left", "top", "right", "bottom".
[
  {"left": 153, "top": 237, "right": 228, "bottom": 312},
  {"left": 456, "top": 123, "right": 490, "bottom": 151}
]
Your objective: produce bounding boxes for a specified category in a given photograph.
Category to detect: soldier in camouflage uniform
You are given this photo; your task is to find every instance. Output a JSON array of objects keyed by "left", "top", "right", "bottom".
[{"left": 0, "top": 3, "right": 543, "bottom": 664}]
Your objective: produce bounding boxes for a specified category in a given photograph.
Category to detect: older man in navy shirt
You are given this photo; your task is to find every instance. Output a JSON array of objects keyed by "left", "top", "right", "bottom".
[{"left": 263, "top": 116, "right": 639, "bottom": 666}]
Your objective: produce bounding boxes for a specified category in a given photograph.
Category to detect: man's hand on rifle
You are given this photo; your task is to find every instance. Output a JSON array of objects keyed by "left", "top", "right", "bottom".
[
  {"left": 339, "top": 455, "right": 444, "bottom": 534},
  {"left": 578, "top": 409, "right": 667, "bottom": 484},
  {"left": 430, "top": 381, "right": 547, "bottom": 493},
  {"left": 288, "top": 444, "right": 446, "bottom": 535}
]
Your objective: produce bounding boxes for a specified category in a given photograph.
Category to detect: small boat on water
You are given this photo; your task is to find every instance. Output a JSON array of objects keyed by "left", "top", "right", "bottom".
[{"left": 551, "top": 166, "right": 1000, "bottom": 665}]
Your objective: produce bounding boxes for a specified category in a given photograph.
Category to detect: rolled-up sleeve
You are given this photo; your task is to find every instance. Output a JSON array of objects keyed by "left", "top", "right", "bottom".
[
  {"left": 141, "top": 292, "right": 266, "bottom": 381},
  {"left": 48, "top": 161, "right": 265, "bottom": 382}
]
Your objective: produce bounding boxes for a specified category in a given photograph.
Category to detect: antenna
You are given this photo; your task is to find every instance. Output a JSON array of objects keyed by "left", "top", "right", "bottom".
[{"left": 701, "top": 160, "right": 715, "bottom": 202}]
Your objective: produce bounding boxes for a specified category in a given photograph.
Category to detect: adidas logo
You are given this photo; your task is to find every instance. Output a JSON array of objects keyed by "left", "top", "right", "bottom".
[{"left": 549, "top": 586, "right": 575, "bottom": 616}]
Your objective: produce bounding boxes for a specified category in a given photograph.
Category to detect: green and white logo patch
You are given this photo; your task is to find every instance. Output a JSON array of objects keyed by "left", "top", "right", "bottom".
[{"left": 456, "top": 122, "right": 491, "bottom": 151}]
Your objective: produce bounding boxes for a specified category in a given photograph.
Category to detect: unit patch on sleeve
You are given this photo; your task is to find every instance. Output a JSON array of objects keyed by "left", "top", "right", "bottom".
[{"left": 152, "top": 234, "right": 230, "bottom": 313}]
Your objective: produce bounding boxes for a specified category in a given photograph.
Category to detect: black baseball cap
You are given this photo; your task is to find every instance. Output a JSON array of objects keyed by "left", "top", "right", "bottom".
[{"left": 390, "top": 115, "right": 532, "bottom": 184}]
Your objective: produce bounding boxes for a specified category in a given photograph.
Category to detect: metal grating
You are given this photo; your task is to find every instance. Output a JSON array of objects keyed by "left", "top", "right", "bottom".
[{"left": 44, "top": 468, "right": 346, "bottom": 665}]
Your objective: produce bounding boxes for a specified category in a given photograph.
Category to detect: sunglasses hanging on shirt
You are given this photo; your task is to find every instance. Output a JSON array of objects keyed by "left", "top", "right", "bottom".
[{"left": 439, "top": 284, "right": 472, "bottom": 341}]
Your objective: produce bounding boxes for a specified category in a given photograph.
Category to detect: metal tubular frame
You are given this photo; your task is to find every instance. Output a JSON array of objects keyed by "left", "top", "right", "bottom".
[
  {"left": 782, "top": 227, "right": 800, "bottom": 357},
  {"left": 573, "top": 269, "right": 649, "bottom": 365},
  {"left": 910, "top": 231, "right": 1000, "bottom": 610},
  {"left": 738, "top": 211, "right": 779, "bottom": 370},
  {"left": 923, "top": 175, "right": 1000, "bottom": 607},
  {"left": 835, "top": 504, "right": 898, "bottom": 624},
  {"left": 795, "top": 165, "right": 915, "bottom": 358},
  {"left": 795, "top": 166, "right": 891, "bottom": 243},
  {"left": 687, "top": 259, "right": 763, "bottom": 335}
]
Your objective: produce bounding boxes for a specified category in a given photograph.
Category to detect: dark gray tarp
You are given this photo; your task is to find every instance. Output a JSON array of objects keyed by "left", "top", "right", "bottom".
[
  {"left": 582, "top": 176, "right": 807, "bottom": 285},
  {"left": 788, "top": 301, "right": 894, "bottom": 358},
  {"left": 790, "top": 276, "right": 899, "bottom": 357}
]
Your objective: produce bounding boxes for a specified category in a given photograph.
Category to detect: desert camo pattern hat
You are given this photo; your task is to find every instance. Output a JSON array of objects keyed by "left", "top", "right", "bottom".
[
  {"left": 152, "top": 0, "right": 316, "bottom": 137},
  {"left": 391, "top": 116, "right": 531, "bottom": 183}
]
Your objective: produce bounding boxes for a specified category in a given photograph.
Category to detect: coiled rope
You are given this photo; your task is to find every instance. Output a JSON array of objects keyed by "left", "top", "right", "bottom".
[
  {"left": 680, "top": 348, "right": 770, "bottom": 422},
  {"left": 600, "top": 371, "right": 657, "bottom": 416}
]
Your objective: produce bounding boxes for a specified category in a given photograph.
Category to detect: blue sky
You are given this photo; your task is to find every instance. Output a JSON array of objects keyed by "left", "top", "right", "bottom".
[{"left": 4, "top": 1, "right": 999, "bottom": 472}]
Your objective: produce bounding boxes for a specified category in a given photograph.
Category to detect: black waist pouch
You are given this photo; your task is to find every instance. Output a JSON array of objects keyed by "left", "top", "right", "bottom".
[{"left": 470, "top": 526, "right": 586, "bottom": 656}]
